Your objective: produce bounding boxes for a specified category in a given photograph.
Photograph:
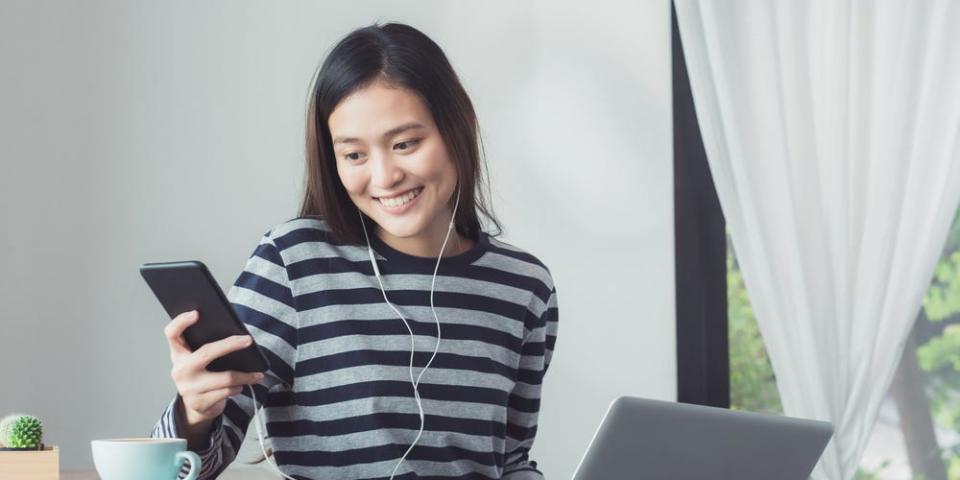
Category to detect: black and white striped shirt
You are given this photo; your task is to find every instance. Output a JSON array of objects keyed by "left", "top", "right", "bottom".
[{"left": 152, "top": 217, "right": 559, "bottom": 480}]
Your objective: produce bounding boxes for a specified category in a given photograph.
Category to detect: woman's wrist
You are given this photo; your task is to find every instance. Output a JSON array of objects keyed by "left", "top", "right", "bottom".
[{"left": 176, "top": 397, "right": 216, "bottom": 451}]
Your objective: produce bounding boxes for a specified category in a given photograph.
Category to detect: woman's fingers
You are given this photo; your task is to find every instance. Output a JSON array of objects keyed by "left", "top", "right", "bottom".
[
  {"left": 164, "top": 310, "right": 199, "bottom": 360},
  {"left": 174, "top": 369, "right": 262, "bottom": 412},
  {"left": 200, "top": 370, "right": 265, "bottom": 392},
  {"left": 176, "top": 370, "right": 263, "bottom": 406},
  {"left": 191, "top": 335, "right": 254, "bottom": 371},
  {"left": 164, "top": 312, "right": 263, "bottom": 423},
  {"left": 185, "top": 385, "right": 245, "bottom": 416}
]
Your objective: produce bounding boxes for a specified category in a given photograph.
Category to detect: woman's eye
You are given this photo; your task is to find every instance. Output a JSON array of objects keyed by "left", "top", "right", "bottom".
[
  {"left": 395, "top": 139, "right": 420, "bottom": 151},
  {"left": 343, "top": 140, "right": 418, "bottom": 161}
]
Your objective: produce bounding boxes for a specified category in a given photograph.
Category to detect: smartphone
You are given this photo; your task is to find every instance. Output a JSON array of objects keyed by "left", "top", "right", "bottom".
[{"left": 140, "top": 260, "right": 269, "bottom": 373}]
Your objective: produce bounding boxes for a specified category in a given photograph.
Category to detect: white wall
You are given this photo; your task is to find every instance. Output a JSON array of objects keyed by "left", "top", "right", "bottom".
[{"left": 0, "top": 1, "right": 675, "bottom": 477}]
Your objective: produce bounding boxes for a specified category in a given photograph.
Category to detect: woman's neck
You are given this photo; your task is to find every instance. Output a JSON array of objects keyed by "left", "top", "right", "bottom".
[{"left": 374, "top": 223, "right": 474, "bottom": 258}]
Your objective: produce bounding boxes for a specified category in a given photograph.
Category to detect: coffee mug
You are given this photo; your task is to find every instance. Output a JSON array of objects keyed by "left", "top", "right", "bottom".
[{"left": 91, "top": 438, "right": 201, "bottom": 480}]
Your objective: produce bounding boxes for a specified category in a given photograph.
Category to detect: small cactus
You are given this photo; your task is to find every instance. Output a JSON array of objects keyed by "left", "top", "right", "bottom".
[
  {"left": 0, "top": 414, "right": 23, "bottom": 448},
  {"left": 1, "top": 414, "right": 42, "bottom": 449}
]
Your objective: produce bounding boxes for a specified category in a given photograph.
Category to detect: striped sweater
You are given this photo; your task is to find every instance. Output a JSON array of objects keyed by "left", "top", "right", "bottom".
[{"left": 151, "top": 217, "right": 559, "bottom": 480}]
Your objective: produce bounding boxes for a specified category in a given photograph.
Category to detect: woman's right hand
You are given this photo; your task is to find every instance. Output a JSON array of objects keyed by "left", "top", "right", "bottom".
[{"left": 164, "top": 310, "right": 265, "bottom": 428}]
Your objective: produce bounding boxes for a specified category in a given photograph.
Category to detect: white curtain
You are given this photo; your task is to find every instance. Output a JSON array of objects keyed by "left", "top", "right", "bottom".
[{"left": 673, "top": 1, "right": 960, "bottom": 478}]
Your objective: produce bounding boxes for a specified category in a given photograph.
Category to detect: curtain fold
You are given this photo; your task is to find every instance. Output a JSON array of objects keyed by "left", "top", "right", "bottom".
[{"left": 673, "top": 1, "right": 960, "bottom": 478}]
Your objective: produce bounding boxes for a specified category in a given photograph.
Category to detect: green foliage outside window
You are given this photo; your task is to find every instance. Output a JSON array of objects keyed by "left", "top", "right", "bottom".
[
  {"left": 728, "top": 250, "right": 782, "bottom": 414},
  {"left": 919, "top": 247, "right": 960, "bottom": 479}
]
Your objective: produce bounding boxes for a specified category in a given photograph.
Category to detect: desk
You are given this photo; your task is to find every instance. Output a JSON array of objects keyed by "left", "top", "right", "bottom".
[
  {"left": 61, "top": 466, "right": 277, "bottom": 479},
  {"left": 61, "top": 471, "right": 98, "bottom": 480}
]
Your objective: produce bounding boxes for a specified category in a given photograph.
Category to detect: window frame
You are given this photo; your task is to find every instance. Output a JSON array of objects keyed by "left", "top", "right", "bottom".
[{"left": 672, "top": 0, "right": 730, "bottom": 408}]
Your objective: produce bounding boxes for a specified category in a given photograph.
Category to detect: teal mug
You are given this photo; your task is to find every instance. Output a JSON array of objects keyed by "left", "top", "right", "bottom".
[{"left": 91, "top": 438, "right": 201, "bottom": 480}]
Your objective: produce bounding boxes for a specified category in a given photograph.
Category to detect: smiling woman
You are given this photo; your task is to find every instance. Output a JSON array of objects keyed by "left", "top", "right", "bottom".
[
  {"left": 301, "top": 22, "right": 503, "bottom": 254},
  {"left": 150, "top": 20, "right": 560, "bottom": 480},
  {"left": 327, "top": 82, "right": 468, "bottom": 258}
]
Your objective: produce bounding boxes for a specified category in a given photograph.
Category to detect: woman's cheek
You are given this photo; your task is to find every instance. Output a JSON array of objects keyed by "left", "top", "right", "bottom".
[{"left": 337, "top": 167, "right": 363, "bottom": 196}]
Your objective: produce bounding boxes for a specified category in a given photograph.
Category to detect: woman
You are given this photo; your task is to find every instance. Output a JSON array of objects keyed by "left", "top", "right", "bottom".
[{"left": 152, "top": 21, "right": 559, "bottom": 480}]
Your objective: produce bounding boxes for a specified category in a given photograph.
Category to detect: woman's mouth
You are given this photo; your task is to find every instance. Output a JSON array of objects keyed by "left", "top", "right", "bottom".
[{"left": 376, "top": 186, "right": 424, "bottom": 213}]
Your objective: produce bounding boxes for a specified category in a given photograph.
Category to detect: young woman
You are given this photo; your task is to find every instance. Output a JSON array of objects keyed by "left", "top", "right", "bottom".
[{"left": 152, "top": 21, "right": 559, "bottom": 480}]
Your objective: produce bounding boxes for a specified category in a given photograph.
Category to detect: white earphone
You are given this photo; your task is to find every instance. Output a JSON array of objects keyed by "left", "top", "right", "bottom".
[{"left": 247, "top": 185, "right": 462, "bottom": 480}]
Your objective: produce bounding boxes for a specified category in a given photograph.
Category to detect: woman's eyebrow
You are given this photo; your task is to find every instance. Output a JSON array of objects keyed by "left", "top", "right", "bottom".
[{"left": 332, "top": 122, "right": 426, "bottom": 146}]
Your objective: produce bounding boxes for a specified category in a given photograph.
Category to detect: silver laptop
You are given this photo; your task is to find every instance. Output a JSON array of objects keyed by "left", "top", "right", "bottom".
[{"left": 572, "top": 396, "right": 833, "bottom": 480}]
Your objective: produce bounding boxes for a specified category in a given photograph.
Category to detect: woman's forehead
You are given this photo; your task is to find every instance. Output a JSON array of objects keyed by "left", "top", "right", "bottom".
[{"left": 329, "top": 83, "right": 433, "bottom": 138}]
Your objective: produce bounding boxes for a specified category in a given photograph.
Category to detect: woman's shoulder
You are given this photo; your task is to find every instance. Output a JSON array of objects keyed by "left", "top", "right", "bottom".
[
  {"left": 263, "top": 216, "right": 333, "bottom": 243},
  {"left": 258, "top": 216, "right": 361, "bottom": 264},
  {"left": 484, "top": 233, "right": 556, "bottom": 291}
]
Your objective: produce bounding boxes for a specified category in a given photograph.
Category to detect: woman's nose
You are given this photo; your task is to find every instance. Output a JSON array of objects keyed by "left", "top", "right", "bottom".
[{"left": 370, "top": 151, "right": 404, "bottom": 188}]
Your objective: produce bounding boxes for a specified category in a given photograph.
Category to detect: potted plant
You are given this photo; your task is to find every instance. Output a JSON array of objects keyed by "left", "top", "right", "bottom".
[{"left": 0, "top": 414, "right": 59, "bottom": 480}]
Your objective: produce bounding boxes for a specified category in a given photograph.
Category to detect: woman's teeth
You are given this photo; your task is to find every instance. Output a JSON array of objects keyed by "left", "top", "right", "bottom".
[{"left": 378, "top": 187, "right": 422, "bottom": 208}]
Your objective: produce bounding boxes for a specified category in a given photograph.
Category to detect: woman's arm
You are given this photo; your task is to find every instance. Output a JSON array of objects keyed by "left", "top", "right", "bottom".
[
  {"left": 151, "top": 232, "right": 298, "bottom": 480},
  {"left": 503, "top": 285, "right": 559, "bottom": 479}
]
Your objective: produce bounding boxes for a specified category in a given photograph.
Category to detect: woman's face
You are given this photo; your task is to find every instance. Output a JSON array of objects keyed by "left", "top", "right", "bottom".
[{"left": 328, "top": 80, "right": 459, "bottom": 249}]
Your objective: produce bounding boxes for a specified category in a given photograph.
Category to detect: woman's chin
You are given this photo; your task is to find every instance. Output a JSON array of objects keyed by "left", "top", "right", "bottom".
[{"left": 373, "top": 216, "right": 423, "bottom": 239}]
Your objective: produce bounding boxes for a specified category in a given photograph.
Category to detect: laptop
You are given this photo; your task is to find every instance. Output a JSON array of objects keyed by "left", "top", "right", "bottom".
[{"left": 572, "top": 396, "right": 833, "bottom": 480}]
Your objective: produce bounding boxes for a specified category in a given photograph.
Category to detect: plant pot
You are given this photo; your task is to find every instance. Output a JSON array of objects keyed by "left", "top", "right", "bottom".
[
  {"left": 0, "top": 444, "right": 59, "bottom": 480},
  {"left": 0, "top": 442, "right": 45, "bottom": 451}
]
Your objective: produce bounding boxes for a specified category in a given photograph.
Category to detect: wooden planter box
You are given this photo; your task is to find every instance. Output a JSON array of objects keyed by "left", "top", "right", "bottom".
[{"left": 0, "top": 445, "right": 59, "bottom": 480}]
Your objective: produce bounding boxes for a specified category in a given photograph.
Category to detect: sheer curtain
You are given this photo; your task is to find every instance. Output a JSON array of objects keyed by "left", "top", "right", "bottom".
[{"left": 673, "top": 1, "right": 960, "bottom": 478}]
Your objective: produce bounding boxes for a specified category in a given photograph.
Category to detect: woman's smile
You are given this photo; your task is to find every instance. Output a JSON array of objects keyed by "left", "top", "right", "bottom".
[{"left": 375, "top": 186, "right": 425, "bottom": 214}]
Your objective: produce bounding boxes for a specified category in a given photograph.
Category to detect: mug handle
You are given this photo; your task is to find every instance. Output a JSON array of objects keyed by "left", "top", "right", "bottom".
[{"left": 175, "top": 450, "right": 202, "bottom": 480}]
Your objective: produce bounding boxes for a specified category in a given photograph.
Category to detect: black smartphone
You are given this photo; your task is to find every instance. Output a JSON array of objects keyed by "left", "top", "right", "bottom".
[{"left": 140, "top": 260, "right": 269, "bottom": 373}]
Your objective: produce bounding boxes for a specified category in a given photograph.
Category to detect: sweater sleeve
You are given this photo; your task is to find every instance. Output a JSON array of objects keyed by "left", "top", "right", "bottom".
[
  {"left": 150, "top": 231, "right": 299, "bottom": 480},
  {"left": 503, "top": 285, "right": 559, "bottom": 479}
]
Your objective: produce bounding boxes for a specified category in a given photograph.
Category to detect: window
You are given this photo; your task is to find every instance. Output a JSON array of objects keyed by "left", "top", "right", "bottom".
[
  {"left": 727, "top": 210, "right": 960, "bottom": 479},
  {"left": 672, "top": 1, "right": 960, "bottom": 478}
]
